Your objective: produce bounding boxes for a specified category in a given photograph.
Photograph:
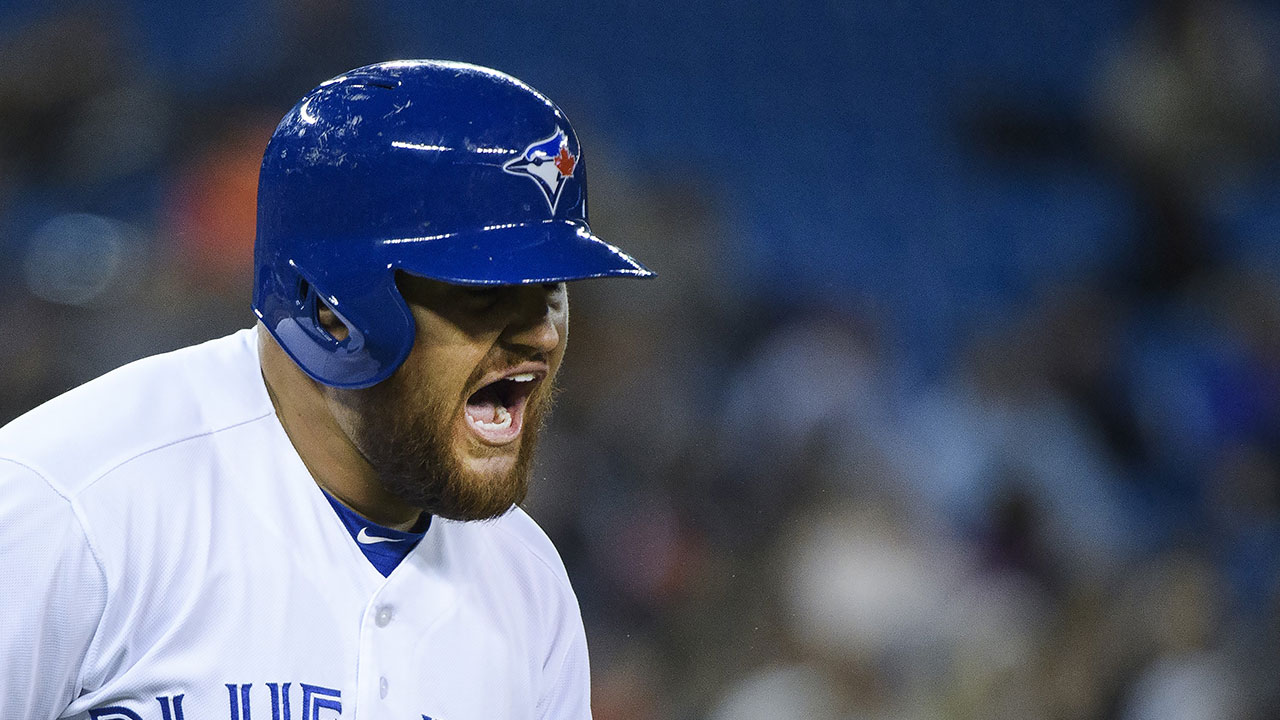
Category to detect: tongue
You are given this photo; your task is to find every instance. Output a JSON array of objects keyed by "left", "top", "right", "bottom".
[{"left": 467, "top": 386, "right": 503, "bottom": 423}]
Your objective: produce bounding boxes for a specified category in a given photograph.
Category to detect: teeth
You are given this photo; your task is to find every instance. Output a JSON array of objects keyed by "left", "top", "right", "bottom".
[
  {"left": 475, "top": 405, "right": 512, "bottom": 431},
  {"left": 509, "top": 373, "right": 536, "bottom": 382}
]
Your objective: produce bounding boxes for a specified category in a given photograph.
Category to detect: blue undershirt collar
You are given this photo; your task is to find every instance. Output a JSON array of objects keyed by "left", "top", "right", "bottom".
[{"left": 321, "top": 489, "right": 430, "bottom": 577}]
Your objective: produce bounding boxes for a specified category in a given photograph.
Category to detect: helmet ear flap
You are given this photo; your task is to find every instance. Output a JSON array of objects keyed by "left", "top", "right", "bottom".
[
  {"left": 255, "top": 257, "right": 415, "bottom": 389},
  {"left": 297, "top": 277, "right": 353, "bottom": 345},
  {"left": 270, "top": 263, "right": 356, "bottom": 353}
]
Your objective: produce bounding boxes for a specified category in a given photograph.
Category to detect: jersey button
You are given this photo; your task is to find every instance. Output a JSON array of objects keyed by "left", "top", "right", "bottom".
[
  {"left": 379, "top": 676, "right": 389, "bottom": 699},
  {"left": 375, "top": 605, "right": 394, "bottom": 627}
]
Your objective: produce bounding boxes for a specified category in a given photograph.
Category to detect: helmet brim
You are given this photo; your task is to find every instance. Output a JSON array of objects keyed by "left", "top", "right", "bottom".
[{"left": 383, "top": 219, "right": 654, "bottom": 285}]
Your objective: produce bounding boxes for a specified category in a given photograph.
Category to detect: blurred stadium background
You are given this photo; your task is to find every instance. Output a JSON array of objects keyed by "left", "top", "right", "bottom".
[{"left": 3, "top": 1, "right": 1280, "bottom": 718}]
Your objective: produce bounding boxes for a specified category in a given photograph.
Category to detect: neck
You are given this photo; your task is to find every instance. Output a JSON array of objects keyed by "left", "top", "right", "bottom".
[{"left": 256, "top": 325, "right": 422, "bottom": 531}]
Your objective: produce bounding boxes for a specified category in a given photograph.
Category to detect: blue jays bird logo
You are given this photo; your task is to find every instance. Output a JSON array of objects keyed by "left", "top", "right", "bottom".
[{"left": 503, "top": 130, "right": 578, "bottom": 213}]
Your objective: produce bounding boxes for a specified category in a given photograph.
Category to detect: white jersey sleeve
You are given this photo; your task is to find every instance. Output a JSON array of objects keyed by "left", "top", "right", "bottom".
[
  {"left": 490, "top": 510, "right": 594, "bottom": 720},
  {"left": 537, "top": 598, "right": 592, "bottom": 720},
  {"left": 0, "top": 458, "right": 107, "bottom": 719}
]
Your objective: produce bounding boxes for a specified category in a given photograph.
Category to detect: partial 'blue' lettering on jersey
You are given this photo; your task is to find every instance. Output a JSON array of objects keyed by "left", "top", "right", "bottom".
[
  {"left": 227, "top": 684, "right": 252, "bottom": 720},
  {"left": 87, "top": 684, "right": 455, "bottom": 720},
  {"left": 90, "top": 682, "right": 344, "bottom": 720},
  {"left": 299, "top": 684, "right": 342, "bottom": 719},
  {"left": 89, "top": 708, "right": 144, "bottom": 720},
  {"left": 226, "top": 682, "right": 340, "bottom": 719},
  {"left": 157, "top": 695, "right": 185, "bottom": 720},
  {"left": 267, "top": 683, "right": 291, "bottom": 720}
]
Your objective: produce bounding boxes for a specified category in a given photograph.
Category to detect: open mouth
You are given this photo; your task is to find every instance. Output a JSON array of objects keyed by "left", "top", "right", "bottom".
[{"left": 464, "top": 371, "right": 542, "bottom": 444}]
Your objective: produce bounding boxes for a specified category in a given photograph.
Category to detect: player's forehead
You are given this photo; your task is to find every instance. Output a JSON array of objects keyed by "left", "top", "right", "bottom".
[
  {"left": 396, "top": 272, "right": 562, "bottom": 292},
  {"left": 393, "top": 273, "right": 566, "bottom": 308}
]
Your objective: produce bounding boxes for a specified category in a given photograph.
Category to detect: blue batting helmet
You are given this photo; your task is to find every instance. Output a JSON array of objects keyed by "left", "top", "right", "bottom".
[{"left": 253, "top": 60, "right": 653, "bottom": 389}]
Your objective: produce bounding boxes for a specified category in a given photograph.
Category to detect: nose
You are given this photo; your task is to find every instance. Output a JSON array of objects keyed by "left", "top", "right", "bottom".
[{"left": 501, "top": 284, "right": 564, "bottom": 354}]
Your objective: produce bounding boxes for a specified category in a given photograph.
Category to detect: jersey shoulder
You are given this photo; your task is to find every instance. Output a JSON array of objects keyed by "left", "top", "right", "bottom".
[
  {"left": 487, "top": 506, "right": 575, "bottom": 587},
  {"left": 435, "top": 506, "right": 583, "bottom": 632},
  {"left": 0, "top": 328, "right": 270, "bottom": 495}
]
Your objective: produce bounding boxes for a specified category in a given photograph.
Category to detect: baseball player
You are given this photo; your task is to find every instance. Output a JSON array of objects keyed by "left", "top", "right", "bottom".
[{"left": 0, "top": 60, "right": 651, "bottom": 719}]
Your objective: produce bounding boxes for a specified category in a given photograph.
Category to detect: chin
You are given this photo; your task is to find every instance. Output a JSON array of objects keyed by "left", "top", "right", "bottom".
[
  {"left": 376, "top": 458, "right": 528, "bottom": 522},
  {"left": 429, "top": 456, "right": 530, "bottom": 522},
  {"left": 459, "top": 450, "right": 520, "bottom": 480},
  {"left": 353, "top": 377, "right": 551, "bottom": 522},
  {"left": 368, "top": 428, "right": 537, "bottom": 522}
]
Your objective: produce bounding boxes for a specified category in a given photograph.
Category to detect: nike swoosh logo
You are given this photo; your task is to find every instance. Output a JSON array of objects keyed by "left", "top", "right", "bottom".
[{"left": 357, "top": 527, "right": 405, "bottom": 545}]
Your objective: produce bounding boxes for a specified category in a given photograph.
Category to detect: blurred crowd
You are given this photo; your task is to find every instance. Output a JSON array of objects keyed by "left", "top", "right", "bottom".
[{"left": 3, "top": 1, "right": 1279, "bottom": 719}]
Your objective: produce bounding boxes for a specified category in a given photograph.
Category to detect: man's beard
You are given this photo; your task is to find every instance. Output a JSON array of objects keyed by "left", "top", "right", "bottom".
[{"left": 348, "top": 371, "right": 555, "bottom": 522}]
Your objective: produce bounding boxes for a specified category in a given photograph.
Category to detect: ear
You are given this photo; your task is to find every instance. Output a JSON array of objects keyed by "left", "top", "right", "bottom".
[{"left": 316, "top": 302, "right": 351, "bottom": 341}]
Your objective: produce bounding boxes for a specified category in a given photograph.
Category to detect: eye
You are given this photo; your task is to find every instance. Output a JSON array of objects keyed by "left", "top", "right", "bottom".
[
  {"left": 460, "top": 286, "right": 502, "bottom": 309},
  {"left": 544, "top": 282, "right": 567, "bottom": 305}
]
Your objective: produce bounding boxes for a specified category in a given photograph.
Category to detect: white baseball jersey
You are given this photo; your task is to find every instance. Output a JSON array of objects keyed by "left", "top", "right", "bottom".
[{"left": 0, "top": 328, "right": 591, "bottom": 720}]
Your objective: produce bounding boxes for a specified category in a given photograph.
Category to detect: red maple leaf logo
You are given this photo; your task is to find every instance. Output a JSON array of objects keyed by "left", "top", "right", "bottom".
[{"left": 554, "top": 145, "right": 577, "bottom": 177}]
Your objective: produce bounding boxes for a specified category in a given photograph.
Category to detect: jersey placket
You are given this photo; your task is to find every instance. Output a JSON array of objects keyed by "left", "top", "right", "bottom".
[{"left": 350, "top": 532, "right": 458, "bottom": 716}]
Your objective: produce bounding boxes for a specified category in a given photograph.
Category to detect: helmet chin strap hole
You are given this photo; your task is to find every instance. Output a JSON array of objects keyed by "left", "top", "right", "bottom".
[
  {"left": 299, "top": 278, "right": 350, "bottom": 343},
  {"left": 314, "top": 295, "right": 351, "bottom": 343}
]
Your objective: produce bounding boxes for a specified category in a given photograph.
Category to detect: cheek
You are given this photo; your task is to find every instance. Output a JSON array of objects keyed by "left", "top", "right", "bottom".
[
  {"left": 550, "top": 310, "right": 570, "bottom": 366},
  {"left": 399, "top": 346, "right": 484, "bottom": 409},
  {"left": 403, "top": 344, "right": 506, "bottom": 421},
  {"left": 323, "top": 390, "right": 366, "bottom": 443}
]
